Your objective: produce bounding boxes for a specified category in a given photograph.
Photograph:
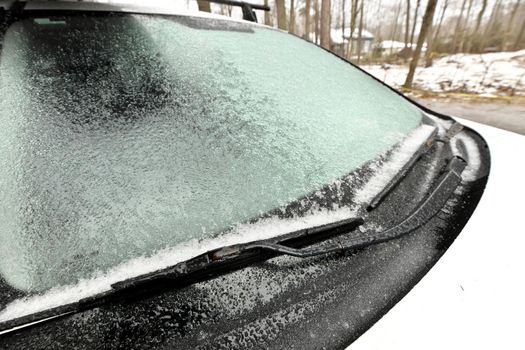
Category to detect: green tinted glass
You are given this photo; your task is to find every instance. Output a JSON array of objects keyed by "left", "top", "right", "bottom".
[{"left": 0, "top": 14, "right": 421, "bottom": 291}]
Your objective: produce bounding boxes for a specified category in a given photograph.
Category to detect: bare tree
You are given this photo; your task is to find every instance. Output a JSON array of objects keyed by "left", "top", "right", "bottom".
[
  {"left": 424, "top": 23, "right": 435, "bottom": 67},
  {"left": 341, "top": 0, "right": 346, "bottom": 45},
  {"left": 465, "top": 0, "right": 487, "bottom": 53},
  {"left": 452, "top": 0, "right": 468, "bottom": 53},
  {"left": 357, "top": 0, "right": 365, "bottom": 63},
  {"left": 515, "top": 13, "right": 525, "bottom": 49},
  {"left": 405, "top": 0, "right": 411, "bottom": 48},
  {"left": 276, "top": 0, "right": 288, "bottom": 30},
  {"left": 315, "top": 0, "right": 320, "bottom": 43},
  {"left": 289, "top": 0, "right": 296, "bottom": 33},
  {"left": 197, "top": 1, "right": 211, "bottom": 12},
  {"left": 304, "top": 0, "right": 312, "bottom": 39},
  {"left": 459, "top": 0, "right": 474, "bottom": 52},
  {"left": 505, "top": 1, "right": 521, "bottom": 50},
  {"left": 347, "top": 0, "right": 360, "bottom": 58},
  {"left": 432, "top": 0, "right": 448, "bottom": 44},
  {"left": 424, "top": 0, "right": 447, "bottom": 65},
  {"left": 507, "top": 1, "right": 522, "bottom": 34},
  {"left": 410, "top": 0, "right": 421, "bottom": 47},
  {"left": 475, "top": 0, "right": 488, "bottom": 33},
  {"left": 480, "top": 0, "right": 503, "bottom": 51},
  {"left": 389, "top": 1, "right": 403, "bottom": 55},
  {"left": 320, "top": 0, "right": 331, "bottom": 49},
  {"left": 264, "top": 0, "right": 272, "bottom": 26},
  {"left": 404, "top": 0, "right": 438, "bottom": 88}
]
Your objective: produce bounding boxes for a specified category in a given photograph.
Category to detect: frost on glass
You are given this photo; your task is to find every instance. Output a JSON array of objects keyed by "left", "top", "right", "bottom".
[{"left": 0, "top": 15, "right": 422, "bottom": 292}]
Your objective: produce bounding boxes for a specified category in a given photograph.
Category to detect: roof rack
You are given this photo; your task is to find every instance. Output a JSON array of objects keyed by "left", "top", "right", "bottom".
[{"left": 200, "top": 0, "right": 270, "bottom": 23}]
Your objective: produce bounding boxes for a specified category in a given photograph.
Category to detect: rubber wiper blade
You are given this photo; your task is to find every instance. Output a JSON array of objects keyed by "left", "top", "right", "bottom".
[
  {"left": 213, "top": 156, "right": 466, "bottom": 260},
  {"left": 0, "top": 217, "right": 364, "bottom": 335},
  {"left": 111, "top": 217, "right": 364, "bottom": 292}
]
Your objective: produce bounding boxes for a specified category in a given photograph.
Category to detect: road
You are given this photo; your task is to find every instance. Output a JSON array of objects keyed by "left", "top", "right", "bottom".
[{"left": 415, "top": 98, "right": 525, "bottom": 135}]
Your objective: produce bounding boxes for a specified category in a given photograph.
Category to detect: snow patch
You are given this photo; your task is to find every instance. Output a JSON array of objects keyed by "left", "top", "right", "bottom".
[
  {"left": 353, "top": 124, "right": 436, "bottom": 205},
  {"left": 362, "top": 50, "right": 525, "bottom": 96},
  {"left": 451, "top": 133, "right": 482, "bottom": 182}
]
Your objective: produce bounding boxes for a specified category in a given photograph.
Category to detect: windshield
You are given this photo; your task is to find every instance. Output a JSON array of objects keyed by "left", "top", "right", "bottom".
[{"left": 0, "top": 13, "right": 422, "bottom": 293}]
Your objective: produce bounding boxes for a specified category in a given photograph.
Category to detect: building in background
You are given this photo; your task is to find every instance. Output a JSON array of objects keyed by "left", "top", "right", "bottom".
[{"left": 330, "top": 27, "right": 374, "bottom": 58}]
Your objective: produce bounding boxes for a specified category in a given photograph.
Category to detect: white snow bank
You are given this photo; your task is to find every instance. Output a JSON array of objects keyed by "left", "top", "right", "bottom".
[{"left": 362, "top": 50, "right": 525, "bottom": 96}]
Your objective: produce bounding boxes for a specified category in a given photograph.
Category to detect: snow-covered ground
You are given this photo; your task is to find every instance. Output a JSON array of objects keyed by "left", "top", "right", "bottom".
[{"left": 361, "top": 50, "right": 525, "bottom": 97}]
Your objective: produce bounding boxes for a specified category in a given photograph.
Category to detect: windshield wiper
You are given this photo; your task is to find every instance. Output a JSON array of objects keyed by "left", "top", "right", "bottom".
[{"left": 0, "top": 155, "right": 465, "bottom": 335}]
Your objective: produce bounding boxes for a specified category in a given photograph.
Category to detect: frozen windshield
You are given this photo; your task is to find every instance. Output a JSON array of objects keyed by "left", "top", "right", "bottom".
[{"left": 0, "top": 14, "right": 422, "bottom": 292}]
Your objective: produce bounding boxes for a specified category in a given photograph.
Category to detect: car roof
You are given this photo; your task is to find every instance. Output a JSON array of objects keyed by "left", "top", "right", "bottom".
[{"left": 0, "top": 0, "right": 254, "bottom": 25}]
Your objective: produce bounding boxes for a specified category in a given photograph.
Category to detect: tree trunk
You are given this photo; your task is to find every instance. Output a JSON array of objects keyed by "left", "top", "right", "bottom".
[
  {"left": 276, "top": 0, "right": 288, "bottom": 31},
  {"left": 410, "top": 0, "right": 421, "bottom": 47},
  {"left": 389, "top": 1, "right": 402, "bottom": 55},
  {"left": 320, "top": 0, "right": 331, "bottom": 49},
  {"left": 197, "top": 1, "right": 211, "bottom": 12},
  {"left": 431, "top": 0, "right": 448, "bottom": 47},
  {"left": 480, "top": 0, "right": 502, "bottom": 52},
  {"left": 347, "top": 0, "right": 359, "bottom": 58},
  {"left": 314, "top": 0, "right": 320, "bottom": 44},
  {"left": 459, "top": 0, "right": 474, "bottom": 53},
  {"left": 304, "top": 0, "right": 312, "bottom": 39},
  {"left": 465, "top": 0, "right": 487, "bottom": 52},
  {"left": 289, "top": 0, "right": 296, "bottom": 34},
  {"left": 424, "top": 24, "right": 434, "bottom": 67},
  {"left": 505, "top": 1, "right": 521, "bottom": 50},
  {"left": 405, "top": 0, "right": 411, "bottom": 48},
  {"left": 357, "top": 0, "right": 364, "bottom": 64},
  {"left": 341, "top": 0, "right": 346, "bottom": 47},
  {"left": 452, "top": 0, "right": 468, "bottom": 53},
  {"left": 264, "top": 0, "right": 271, "bottom": 26},
  {"left": 404, "top": 0, "right": 438, "bottom": 88},
  {"left": 475, "top": 0, "right": 488, "bottom": 33},
  {"left": 515, "top": 16, "right": 525, "bottom": 50}
]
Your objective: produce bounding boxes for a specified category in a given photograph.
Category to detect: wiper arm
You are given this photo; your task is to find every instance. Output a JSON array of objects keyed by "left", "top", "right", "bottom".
[
  {"left": 0, "top": 217, "right": 364, "bottom": 335},
  {"left": 212, "top": 156, "right": 466, "bottom": 260},
  {"left": 0, "top": 157, "right": 466, "bottom": 336}
]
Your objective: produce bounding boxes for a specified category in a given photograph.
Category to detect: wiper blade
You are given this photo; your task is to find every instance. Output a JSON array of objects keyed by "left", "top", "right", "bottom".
[
  {"left": 0, "top": 218, "right": 364, "bottom": 335},
  {"left": 213, "top": 156, "right": 466, "bottom": 260},
  {"left": 0, "top": 157, "right": 466, "bottom": 336}
]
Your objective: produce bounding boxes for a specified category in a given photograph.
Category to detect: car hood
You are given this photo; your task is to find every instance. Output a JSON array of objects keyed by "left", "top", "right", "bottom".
[{"left": 351, "top": 118, "right": 525, "bottom": 350}]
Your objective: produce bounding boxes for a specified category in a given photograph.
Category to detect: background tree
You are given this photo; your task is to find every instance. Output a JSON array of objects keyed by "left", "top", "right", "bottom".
[
  {"left": 304, "top": 0, "right": 312, "bottom": 39},
  {"left": 289, "top": 0, "right": 296, "bottom": 34},
  {"left": 347, "top": 0, "right": 360, "bottom": 58},
  {"left": 356, "top": 0, "right": 365, "bottom": 63},
  {"left": 264, "top": 0, "right": 272, "bottom": 26},
  {"left": 410, "top": 0, "right": 421, "bottom": 47},
  {"left": 452, "top": 0, "right": 468, "bottom": 53},
  {"left": 425, "top": 0, "right": 448, "bottom": 66},
  {"left": 505, "top": 1, "right": 521, "bottom": 50},
  {"left": 314, "top": 0, "right": 320, "bottom": 43},
  {"left": 466, "top": 0, "right": 487, "bottom": 52},
  {"left": 459, "top": 0, "right": 474, "bottom": 52},
  {"left": 404, "top": 0, "right": 438, "bottom": 88},
  {"left": 320, "top": 0, "right": 331, "bottom": 49},
  {"left": 276, "top": 0, "right": 288, "bottom": 30},
  {"left": 405, "top": 0, "right": 411, "bottom": 48}
]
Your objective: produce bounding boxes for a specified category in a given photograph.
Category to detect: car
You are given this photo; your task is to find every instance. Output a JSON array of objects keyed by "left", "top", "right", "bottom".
[{"left": 0, "top": 1, "right": 513, "bottom": 349}]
